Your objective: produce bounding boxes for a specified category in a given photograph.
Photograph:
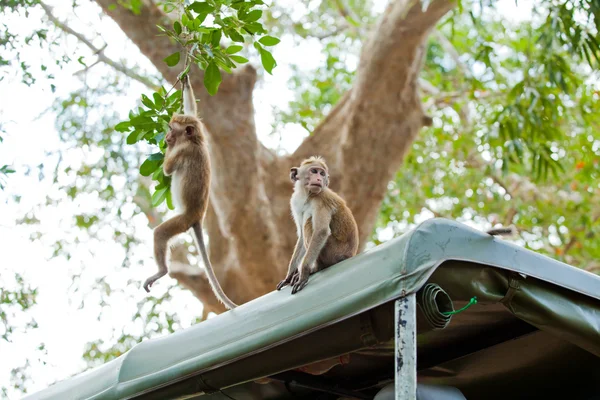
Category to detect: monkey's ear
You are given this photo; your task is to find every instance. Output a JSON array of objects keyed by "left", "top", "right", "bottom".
[
  {"left": 324, "top": 175, "right": 330, "bottom": 187},
  {"left": 185, "top": 126, "right": 194, "bottom": 136},
  {"left": 290, "top": 168, "right": 298, "bottom": 182}
]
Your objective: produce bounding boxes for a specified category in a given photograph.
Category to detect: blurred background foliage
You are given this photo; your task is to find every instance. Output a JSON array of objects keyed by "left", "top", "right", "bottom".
[{"left": 0, "top": 0, "right": 599, "bottom": 396}]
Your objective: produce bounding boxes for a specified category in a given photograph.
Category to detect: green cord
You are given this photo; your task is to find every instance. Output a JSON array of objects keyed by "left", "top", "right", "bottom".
[{"left": 442, "top": 296, "right": 478, "bottom": 315}]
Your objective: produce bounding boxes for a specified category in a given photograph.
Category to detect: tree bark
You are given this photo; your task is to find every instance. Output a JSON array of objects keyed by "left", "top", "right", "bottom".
[{"left": 94, "top": 0, "right": 456, "bottom": 313}]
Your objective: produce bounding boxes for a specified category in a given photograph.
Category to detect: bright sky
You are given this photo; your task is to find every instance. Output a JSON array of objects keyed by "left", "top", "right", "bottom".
[{"left": 0, "top": 0, "right": 533, "bottom": 398}]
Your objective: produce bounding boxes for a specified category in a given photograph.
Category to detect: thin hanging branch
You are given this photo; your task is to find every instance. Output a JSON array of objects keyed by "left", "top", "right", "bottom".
[{"left": 40, "top": 2, "right": 160, "bottom": 90}]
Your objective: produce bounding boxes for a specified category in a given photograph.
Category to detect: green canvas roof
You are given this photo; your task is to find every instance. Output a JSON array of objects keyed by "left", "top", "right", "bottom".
[{"left": 25, "top": 218, "right": 600, "bottom": 400}]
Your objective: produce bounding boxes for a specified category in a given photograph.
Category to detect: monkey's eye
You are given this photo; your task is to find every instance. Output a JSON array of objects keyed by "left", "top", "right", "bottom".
[
  {"left": 320, "top": 171, "right": 325, "bottom": 176},
  {"left": 311, "top": 168, "right": 317, "bottom": 174}
]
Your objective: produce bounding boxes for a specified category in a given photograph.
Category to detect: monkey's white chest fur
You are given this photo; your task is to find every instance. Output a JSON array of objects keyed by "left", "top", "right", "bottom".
[
  {"left": 170, "top": 171, "right": 184, "bottom": 211},
  {"left": 290, "top": 190, "right": 313, "bottom": 236}
]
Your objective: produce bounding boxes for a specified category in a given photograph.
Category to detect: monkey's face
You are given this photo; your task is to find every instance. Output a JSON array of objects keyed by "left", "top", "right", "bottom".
[
  {"left": 292, "top": 163, "right": 328, "bottom": 194},
  {"left": 165, "top": 118, "right": 201, "bottom": 147}
]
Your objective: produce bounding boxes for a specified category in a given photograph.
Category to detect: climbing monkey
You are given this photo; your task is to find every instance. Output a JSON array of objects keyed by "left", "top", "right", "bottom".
[
  {"left": 143, "top": 74, "right": 237, "bottom": 310},
  {"left": 277, "top": 156, "right": 359, "bottom": 294}
]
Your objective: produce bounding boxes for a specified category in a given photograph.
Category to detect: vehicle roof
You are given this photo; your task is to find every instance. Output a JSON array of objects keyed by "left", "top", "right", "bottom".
[{"left": 24, "top": 218, "right": 600, "bottom": 400}]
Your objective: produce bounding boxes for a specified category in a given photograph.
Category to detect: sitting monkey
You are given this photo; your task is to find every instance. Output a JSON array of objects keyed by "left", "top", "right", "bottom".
[{"left": 277, "top": 156, "right": 359, "bottom": 294}]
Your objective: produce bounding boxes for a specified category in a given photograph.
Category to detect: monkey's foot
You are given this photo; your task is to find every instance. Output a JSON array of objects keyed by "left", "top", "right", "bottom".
[
  {"left": 143, "top": 278, "right": 156, "bottom": 292},
  {"left": 276, "top": 278, "right": 291, "bottom": 291},
  {"left": 277, "top": 271, "right": 299, "bottom": 290},
  {"left": 143, "top": 271, "right": 166, "bottom": 292},
  {"left": 291, "top": 275, "right": 309, "bottom": 294}
]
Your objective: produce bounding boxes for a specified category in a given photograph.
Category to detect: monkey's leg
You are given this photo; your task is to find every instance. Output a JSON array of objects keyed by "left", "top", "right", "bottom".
[
  {"left": 144, "top": 214, "right": 193, "bottom": 292},
  {"left": 277, "top": 237, "right": 306, "bottom": 290},
  {"left": 290, "top": 262, "right": 311, "bottom": 294},
  {"left": 291, "top": 227, "right": 330, "bottom": 294}
]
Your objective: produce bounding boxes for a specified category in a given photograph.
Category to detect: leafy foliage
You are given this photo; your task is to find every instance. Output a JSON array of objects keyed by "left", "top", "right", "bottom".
[
  {"left": 0, "top": 1, "right": 57, "bottom": 87},
  {"left": 0, "top": 125, "right": 15, "bottom": 190},
  {"left": 115, "top": 86, "right": 182, "bottom": 209},
  {"left": 0, "top": 274, "right": 38, "bottom": 342},
  {"left": 374, "top": 1, "right": 600, "bottom": 267},
  {"left": 0, "top": 274, "right": 44, "bottom": 395},
  {"left": 117, "top": 0, "right": 280, "bottom": 208}
]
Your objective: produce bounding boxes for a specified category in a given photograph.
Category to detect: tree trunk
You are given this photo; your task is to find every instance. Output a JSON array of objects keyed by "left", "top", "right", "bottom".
[{"left": 95, "top": 0, "right": 456, "bottom": 313}]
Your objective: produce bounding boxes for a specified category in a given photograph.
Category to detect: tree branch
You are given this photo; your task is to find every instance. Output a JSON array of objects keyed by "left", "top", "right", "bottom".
[
  {"left": 333, "top": 0, "right": 366, "bottom": 37},
  {"left": 419, "top": 77, "right": 441, "bottom": 95},
  {"left": 337, "top": 0, "right": 456, "bottom": 243},
  {"left": 93, "top": 0, "right": 251, "bottom": 94},
  {"left": 290, "top": 88, "right": 353, "bottom": 175},
  {"left": 433, "top": 30, "right": 470, "bottom": 77},
  {"left": 40, "top": 2, "right": 159, "bottom": 90}
]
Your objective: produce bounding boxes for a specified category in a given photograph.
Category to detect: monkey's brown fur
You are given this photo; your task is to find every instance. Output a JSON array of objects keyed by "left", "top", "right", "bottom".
[
  {"left": 143, "top": 76, "right": 237, "bottom": 310},
  {"left": 277, "top": 156, "right": 359, "bottom": 294}
]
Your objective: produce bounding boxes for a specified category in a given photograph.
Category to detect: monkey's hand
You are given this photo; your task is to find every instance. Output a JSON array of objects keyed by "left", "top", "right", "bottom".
[
  {"left": 276, "top": 277, "right": 292, "bottom": 290},
  {"left": 291, "top": 272, "right": 309, "bottom": 294},
  {"left": 276, "top": 270, "right": 299, "bottom": 290},
  {"left": 143, "top": 271, "right": 167, "bottom": 292}
]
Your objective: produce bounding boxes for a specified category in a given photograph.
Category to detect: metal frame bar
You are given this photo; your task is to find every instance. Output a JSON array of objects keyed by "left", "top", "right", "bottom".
[{"left": 395, "top": 294, "right": 417, "bottom": 400}]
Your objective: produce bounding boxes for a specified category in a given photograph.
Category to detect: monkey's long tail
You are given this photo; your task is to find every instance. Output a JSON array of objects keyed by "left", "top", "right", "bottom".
[
  {"left": 486, "top": 225, "right": 517, "bottom": 237},
  {"left": 191, "top": 222, "right": 238, "bottom": 310}
]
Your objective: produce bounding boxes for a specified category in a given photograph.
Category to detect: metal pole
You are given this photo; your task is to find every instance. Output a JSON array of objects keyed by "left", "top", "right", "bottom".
[{"left": 395, "top": 294, "right": 417, "bottom": 400}]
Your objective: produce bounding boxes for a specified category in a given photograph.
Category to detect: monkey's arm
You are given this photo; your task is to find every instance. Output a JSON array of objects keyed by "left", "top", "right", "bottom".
[
  {"left": 276, "top": 236, "right": 306, "bottom": 290},
  {"left": 181, "top": 75, "right": 198, "bottom": 117},
  {"left": 163, "top": 147, "right": 183, "bottom": 176},
  {"left": 291, "top": 207, "right": 332, "bottom": 294}
]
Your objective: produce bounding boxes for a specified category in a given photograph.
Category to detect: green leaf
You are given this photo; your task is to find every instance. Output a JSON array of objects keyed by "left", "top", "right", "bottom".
[
  {"left": 258, "top": 35, "right": 280, "bottom": 46},
  {"left": 243, "top": 9, "right": 262, "bottom": 22},
  {"left": 194, "top": 14, "right": 207, "bottom": 27},
  {"left": 141, "top": 94, "right": 155, "bottom": 109},
  {"left": 152, "top": 93, "right": 164, "bottom": 109},
  {"left": 151, "top": 186, "right": 168, "bottom": 207},
  {"left": 188, "top": 1, "right": 214, "bottom": 14},
  {"left": 204, "top": 61, "right": 222, "bottom": 95},
  {"left": 230, "top": 55, "right": 249, "bottom": 64},
  {"left": 226, "top": 45, "right": 243, "bottom": 54},
  {"left": 163, "top": 52, "right": 181, "bottom": 67},
  {"left": 126, "top": 131, "right": 138, "bottom": 145},
  {"left": 254, "top": 43, "right": 276, "bottom": 74},
  {"left": 140, "top": 159, "right": 160, "bottom": 176},
  {"left": 260, "top": 49, "right": 276, "bottom": 74},
  {"left": 147, "top": 152, "right": 164, "bottom": 161},
  {"left": 231, "top": 0, "right": 249, "bottom": 10},
  {"left": 114, "top": 121, "right": 131, "bottom": 132},
  {"left": 152, "top": 166, "right": 163, "bottom": 180},
  {"left": 163, "top": 3, "right": 176, "bottom": 13},
  {"left": 200, "top": 31, "right": 211, "bottom": 44},
  {"left": 243, "top": 22, "right": 264, "bottom": 34},
  {"left": 182, "top": 13, "right": 191, "bottom": 28},
  {"left": 214, "top": 57, "right": 233, "bottom": 72},
  {"left": 168, "top": 89, "right": 182, "bottom": 104},
  {"left": 166, "top": 188, "right": 174, "bottom": 210},
  {"left": 211, "top": 29, "right": 222, "bottom": 47},
  {"left": 227, "top": 28, "right": 245, "bottom": 43},
  {"left": 174, "top": 21, "right": 182, "bottom": 35}
]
